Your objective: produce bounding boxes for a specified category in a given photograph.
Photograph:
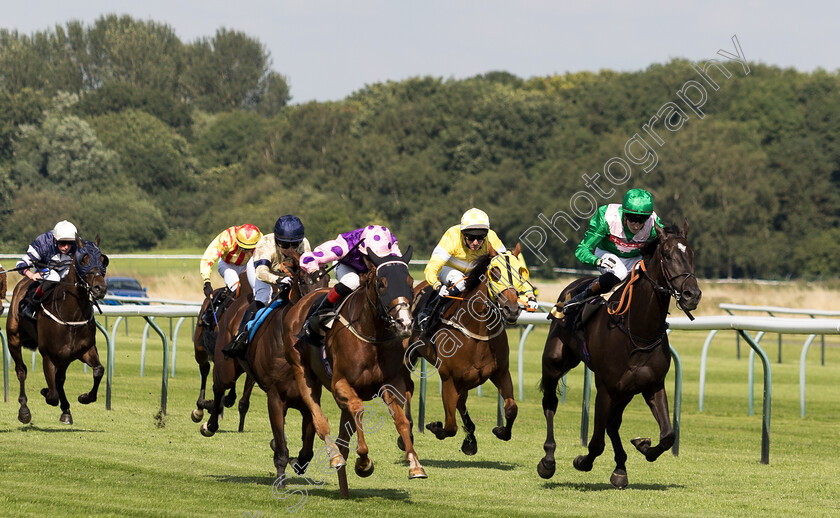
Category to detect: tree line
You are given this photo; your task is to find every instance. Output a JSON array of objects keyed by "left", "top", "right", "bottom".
[{"left": 0, "top": 15, "right": 837, "bottom": 279}]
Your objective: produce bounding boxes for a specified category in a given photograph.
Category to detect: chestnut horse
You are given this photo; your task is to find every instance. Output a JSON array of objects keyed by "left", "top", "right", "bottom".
[
  {"left": 191, "top": 279, "right": 256, "bottom": 431},
  {"left": 6, "top": 236, "right": 109, "bottom": 425},
  {"left": 284, "top": 247, "right": 424, "bottom": 497},
  {"left": 537, "top": 222, "right": 701, "bottom": 488},
  {"left": 200, "top": 254, "right": 328, "bottom": 483},
  {"left": 405, "top": 246, "right": 527, "bottom": 456}
]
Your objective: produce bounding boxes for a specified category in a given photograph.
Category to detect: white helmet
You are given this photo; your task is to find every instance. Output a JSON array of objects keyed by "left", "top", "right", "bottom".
[
  {"left": 460, "top": 208, "right": 490, "bottom": 232},
  {"left": 53, "top": 220, "right": 78, "bottom": 241}
]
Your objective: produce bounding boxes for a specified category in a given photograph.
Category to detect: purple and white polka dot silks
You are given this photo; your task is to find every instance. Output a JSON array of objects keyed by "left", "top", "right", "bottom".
[{"left": 300, "top": 226, "right": 401, "bottom": 273}]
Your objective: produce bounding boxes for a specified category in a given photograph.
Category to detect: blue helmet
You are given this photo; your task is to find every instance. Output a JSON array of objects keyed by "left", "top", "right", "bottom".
[{"left": 274, "top": 215, "right": 305, "bottom": 242}]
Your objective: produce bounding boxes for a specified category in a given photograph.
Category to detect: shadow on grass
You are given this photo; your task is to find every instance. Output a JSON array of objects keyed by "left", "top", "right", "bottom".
[
  {"left": 8, "top": 425, "right": 106, "bottom": 433},
  {"left": 207, "top": 474, "right": 411, "bottom": 501},
  {"left": 411, "top": 458, "right": 516, "bottom": 470},
  {"left": 542, "top": 481, "right": 684, "bottom": 491}
]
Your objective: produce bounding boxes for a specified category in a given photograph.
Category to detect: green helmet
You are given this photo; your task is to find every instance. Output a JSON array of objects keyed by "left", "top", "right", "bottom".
[{"left": 622, "top": 188, "right": 654, "bottom": 215}]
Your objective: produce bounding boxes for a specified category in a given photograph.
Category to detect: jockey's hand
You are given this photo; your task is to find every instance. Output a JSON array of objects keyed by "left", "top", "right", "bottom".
[
  {"left": 526, "top": 298, "right": 539, "bottom": 312},
  {"left": 599, "top": 256, "right": 617, "bottom": 271},
  {"left": 28, "top": 271, "right": 43, "bottom": 282},
  {"left": 278, "top": 276, "right": 293, "bottom": 288},
  {"left": 300, "top": 258, "right": 320, "bottom": 274},
  {"left": 437, "top": 285, "right": 451, "bottom": 298},
  {"left": 203, "top": 281, "right": 213, "bottom": 298}
]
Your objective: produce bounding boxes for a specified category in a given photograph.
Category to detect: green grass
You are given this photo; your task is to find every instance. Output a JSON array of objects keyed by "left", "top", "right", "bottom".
[{"left": 2, "top": 319, "right": 839, "bottom": 517}]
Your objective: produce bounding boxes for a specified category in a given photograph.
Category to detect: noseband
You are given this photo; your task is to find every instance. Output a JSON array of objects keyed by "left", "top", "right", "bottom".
[{"left": 641, "top": 235, "right": 697, "bottom": 320}]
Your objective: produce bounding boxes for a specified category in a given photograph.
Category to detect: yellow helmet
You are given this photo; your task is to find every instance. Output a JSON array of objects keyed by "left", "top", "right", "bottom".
[
  {"left": 460, "top": 208, "right": 490, "bottom": 232},
  {"left": 234, "top": 224, "right": 262, "bottom": 249}
]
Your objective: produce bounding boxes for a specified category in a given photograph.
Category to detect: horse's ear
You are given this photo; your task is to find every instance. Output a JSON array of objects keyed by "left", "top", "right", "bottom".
[
  {"left": 101, "top": 255, "right": 110, "bottom": 268},
  {"left": 513, "top": 242, "right": 521, "bottom": 257},
  {"left": 401, "top": 245, "right": 413, "bottom": 264},
  {"left": 364, "top": 247, "right": 383, "bottom": 268},
  {"left": 682, "top": 218, "right": 689, "bottom": 238},
  {"left": 654, "top": 222, "right": 665, "bottom": 240},
  {"left": 94, "top": 233, "right": 101, "bottom": 247},
  {"left": 75, "top": 235, "right": 84, "bottom": 249}
]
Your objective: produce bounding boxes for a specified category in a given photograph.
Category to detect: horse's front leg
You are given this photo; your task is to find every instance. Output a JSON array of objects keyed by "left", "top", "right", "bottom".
[
  {"left": 631, "top": 383, "right": 674, "bottom": 462},
  {"left": 333, "top": 378, "right": 373, "bottom": 481},
  {"left": 380, "top": 387, "right": 427, "bottom": 480},
  {"left": 54, "top": 364, "right": 73, "bottom": 424},
  {"left": 537, "top": 369, "right": 560, "bottom": 479},
  {"left": 456, "top": 390, "right": 477, "bottom": 455},
  {"left": 490, "top": 368, "right": 518, "bottom": 441},
  {"left": 426, "top": 377, "right": 458, "bottom": 440},
  {"left": 604, "top": 395, "right": 633, "bottom": 489},
  {"left": 293, "top": 407, "right": 317, "bottom": 476},
  {"left": 192, "top": 334, "right": 212, "bottom": 422},
  {"left": 200, "top": 364, "right": 231, "bottom": 437},
  {"left": 238, "top": 374, "right": 256, "bottom": 432},
  {"left": 266, "top": 388, "right": 291, "bottom": 481},
  {"left": 77, "top": 346, "right": 104, "bottom": 405},
  {"left": 40, "top": 354, "right": 59, "bottom": 407}
]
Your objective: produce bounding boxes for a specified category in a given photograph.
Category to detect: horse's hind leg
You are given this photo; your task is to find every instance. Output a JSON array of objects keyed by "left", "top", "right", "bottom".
[
  {"left": 192, "top": 345, "right": 211, "bottom": 422},
  {"left": 9, "top": 337, "right": 31, "bottom": 424},
  {"left": 266, "top": 389, "right": 291, "bottom": 481},
  {"left": 573, "top": 383, "right": 611, "bottom": 474},
  {"left": 200, "top": 364, "right": 229, "bottom": 437},
  {"left": 631, "top": 384, "right": 674, "bottom": 462},
  {"left": 78, "top": 347, "right": 104, "bottom": 404},
  {"left": 490, "top": 369, "right": 518, "bottom": 441},
  {"left": 537, "top": 371, "right": 561, "bottom": 479},
  {"left": 237, "top": 374, "right": 256, "bottom": 432},
  {"left": 456, "top": 391, "right": 477, "bottom": 455},
  {"left": 292, "top": 407, "right": 317, "bottom": 476}
]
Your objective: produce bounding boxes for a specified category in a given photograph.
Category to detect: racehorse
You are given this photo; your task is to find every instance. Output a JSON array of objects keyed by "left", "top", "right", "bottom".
[
  {"left": 537, "top": 222, "right": 701, "bottom": 489},
  {"left": 191, "top": 278, "right": 256, "bottom": 431},
  {"left": 284, "top": 247, "right": 424, "bottom": 497},
  {"left": 6, "top": 236, "right": 109, "bottom": 425},
  {"left": 0, "top": 269, "right": 6, "bottom": 316},
  {"left": 200, "top": 254, "right": 329, "bottom": 483},
  {"left": 405, "top": 244, "right": 527, "bottom": 456}
]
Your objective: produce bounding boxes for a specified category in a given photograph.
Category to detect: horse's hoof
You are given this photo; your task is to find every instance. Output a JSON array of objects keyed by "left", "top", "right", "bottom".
[
  {"left": 408, "top": 466, "right": 428, "bottom": 479},
  {"left": 537, "top": 458, "right": 556, "bottom": 479},
  {"left": 200, "top": 422, "right": 215, "bottom": 437},
  {"left": 492, "top": 426, "right": 511, "bottom": 441},
  {"left": 201, "top": 399, "right": 215, "bottom": 410},
  {"left": 426, "top": 422, "right": 454, "bottom": 440},
  {"left": 191, "top": 409, "right": 204, "bottom": 423},
  {"left": 78, "top": 393, "right": 96, "bottom": 405},
  {"left": 18, "top": 407, "right": 31, "bottom": 425},
  {"left": 610, "top": 469, "right": 628, "bottom": 489},
  {"left": 270, "top": 438, "right": 276, "bottom": 451},
  {"left": 355, "top": 457, "right": 374, "bottom": 478},
  {"left": 292, "top": 459, "right": 307, "bottom": 476},
  {"left": 573, "top": 455, "right": 592, "bottom": 472},
  {"left": 630, "top": 437, "right": 651, "bottom": 452},
  {"left": 329, "top": 453, "right": 346, "bottom": 470},
  {"left": 41, "top": 388, "right": 59, "bottom": 406},
  {"left": 223, "top": 394, "right": 236, "bottom": 408},
  {"left": 60, "top": 413, "right": 73, "bottom": 425},
  {"left": 461, "top": 436, "right": 477, "bottom": 456}
]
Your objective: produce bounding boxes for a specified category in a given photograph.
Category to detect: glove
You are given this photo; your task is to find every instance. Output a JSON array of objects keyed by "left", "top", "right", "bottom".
[
  {"left": 526, "top": 298, "right": 539, "bottom": 312},
  {"left": 437, "top": 284, "right": 451, "bottom": 298},
  {"left": 598, "top": 256, "right": 617, "bottom": 271},
  {"left": 203, "top": 281, "right": 213, "bottom": 298},
  {"left": 278, "top": 276, "right": 293, "bottom": 287}
]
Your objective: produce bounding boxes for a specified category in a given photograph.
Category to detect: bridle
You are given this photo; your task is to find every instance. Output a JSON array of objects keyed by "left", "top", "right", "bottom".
[{"left": 643, "top": 234, "right": 697, "bottom": 320}]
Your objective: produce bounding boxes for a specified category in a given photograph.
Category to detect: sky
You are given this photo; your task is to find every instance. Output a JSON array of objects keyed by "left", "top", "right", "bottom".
[{"left": 3, "top": 1, "right": 839, "bottom": 104}]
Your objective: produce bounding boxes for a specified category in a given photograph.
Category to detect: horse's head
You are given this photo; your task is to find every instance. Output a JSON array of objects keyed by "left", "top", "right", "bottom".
[
  {"left": 285, "top": 248, "right": 330, "bottom": 300},
  {"left": 365, "top": 246, "right": 414, "bottom": 339},
  {"left": 651, "top": 221, "right": 702, "bottom": 312},
  {"left": 74, "top": 234, "right": 109, "bottom": 300},
  {"left": 485, "top": 244, "right": 531, "bottom": 325}
]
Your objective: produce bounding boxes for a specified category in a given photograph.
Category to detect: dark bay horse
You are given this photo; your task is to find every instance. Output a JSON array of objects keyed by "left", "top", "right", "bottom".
[
  {"left": 406, "top": 245, "right": 526, "bottom": 455},
  {"left": 284, "top": 247, "right": 424, "bottom": 497},
  {"left": 200, "top": 254, "right": 328, "bottom": 484},
  {"left": 6, "top": 236, "right": 109, "bottom": 425},
  {"left": 537, "top": 222, "right": 701, "bottom": 488},
  {"left": 191, "top": 276, "right": 256, "bottom": 430}
]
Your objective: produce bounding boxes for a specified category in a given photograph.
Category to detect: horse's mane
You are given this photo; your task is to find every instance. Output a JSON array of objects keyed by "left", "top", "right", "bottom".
[
  {"left": 640, "top": 223, "right": 681, "bottom": 259},
  {"left": 463, "top": 254, "right": 493, "bottom": 293}
]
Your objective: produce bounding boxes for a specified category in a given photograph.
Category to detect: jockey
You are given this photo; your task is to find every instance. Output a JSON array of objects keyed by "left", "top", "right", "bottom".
[
  {"left": 199, "top": 223, "right": 262, "bottom": 326},
  {"left": 299, "top": 225, "right": 401, "bottom": 337},
  {"left": 418, "top": 208, "right": 538, "bottom": 330},
  {"left": 224, "top": 215, "right": 311, "bottom": 358},
  {"left": 558, "top": 188, "right": 663, "bottom": 324},
  {"left": 16, "top": 220, "right": 79, "bottom": 320}
]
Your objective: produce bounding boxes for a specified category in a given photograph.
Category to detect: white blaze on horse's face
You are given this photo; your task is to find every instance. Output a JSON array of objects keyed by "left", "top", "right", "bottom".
[{"left": 677, "top": 243, "right": 687, "bottom": 254}]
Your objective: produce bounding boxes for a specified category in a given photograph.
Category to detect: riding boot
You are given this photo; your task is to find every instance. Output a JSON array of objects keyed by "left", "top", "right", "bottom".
[
  {"left": 224, "top": 300, "right": 265, "bottom": 359},
  {"left": 304, "top": 284, "right": 352, "bottom": 340},
  {"left": 201, "top": 287, "right": 230, "bottom": 328},
  {"left": 20, "top": 285, "right": 45, "bottom": 320},
  {"left": 417, "top": 291, "right": 441, "bottom": 334}
]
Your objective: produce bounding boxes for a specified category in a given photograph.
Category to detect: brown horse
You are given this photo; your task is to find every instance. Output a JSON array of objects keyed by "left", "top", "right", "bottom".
[
  {"left": 284, "top": 247, "right": 424, "bottom": 497},
  {"left": 405, "top": 245, "right": 526, "bottom": 455},
  {"left": 191, "top": 280, "right": 256, "bottom": 430},
  {"left": 0, "top": 269, "right": 7, "bottom": 316},
  {"left": 6, "top": 236, "right": 109, "bottom": 425},
  {"left": 537, "top": 222, "right": 701, "bottom": 488},
  {"left": 200, "top": 253, "right": 329, "bottom": 483}
]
